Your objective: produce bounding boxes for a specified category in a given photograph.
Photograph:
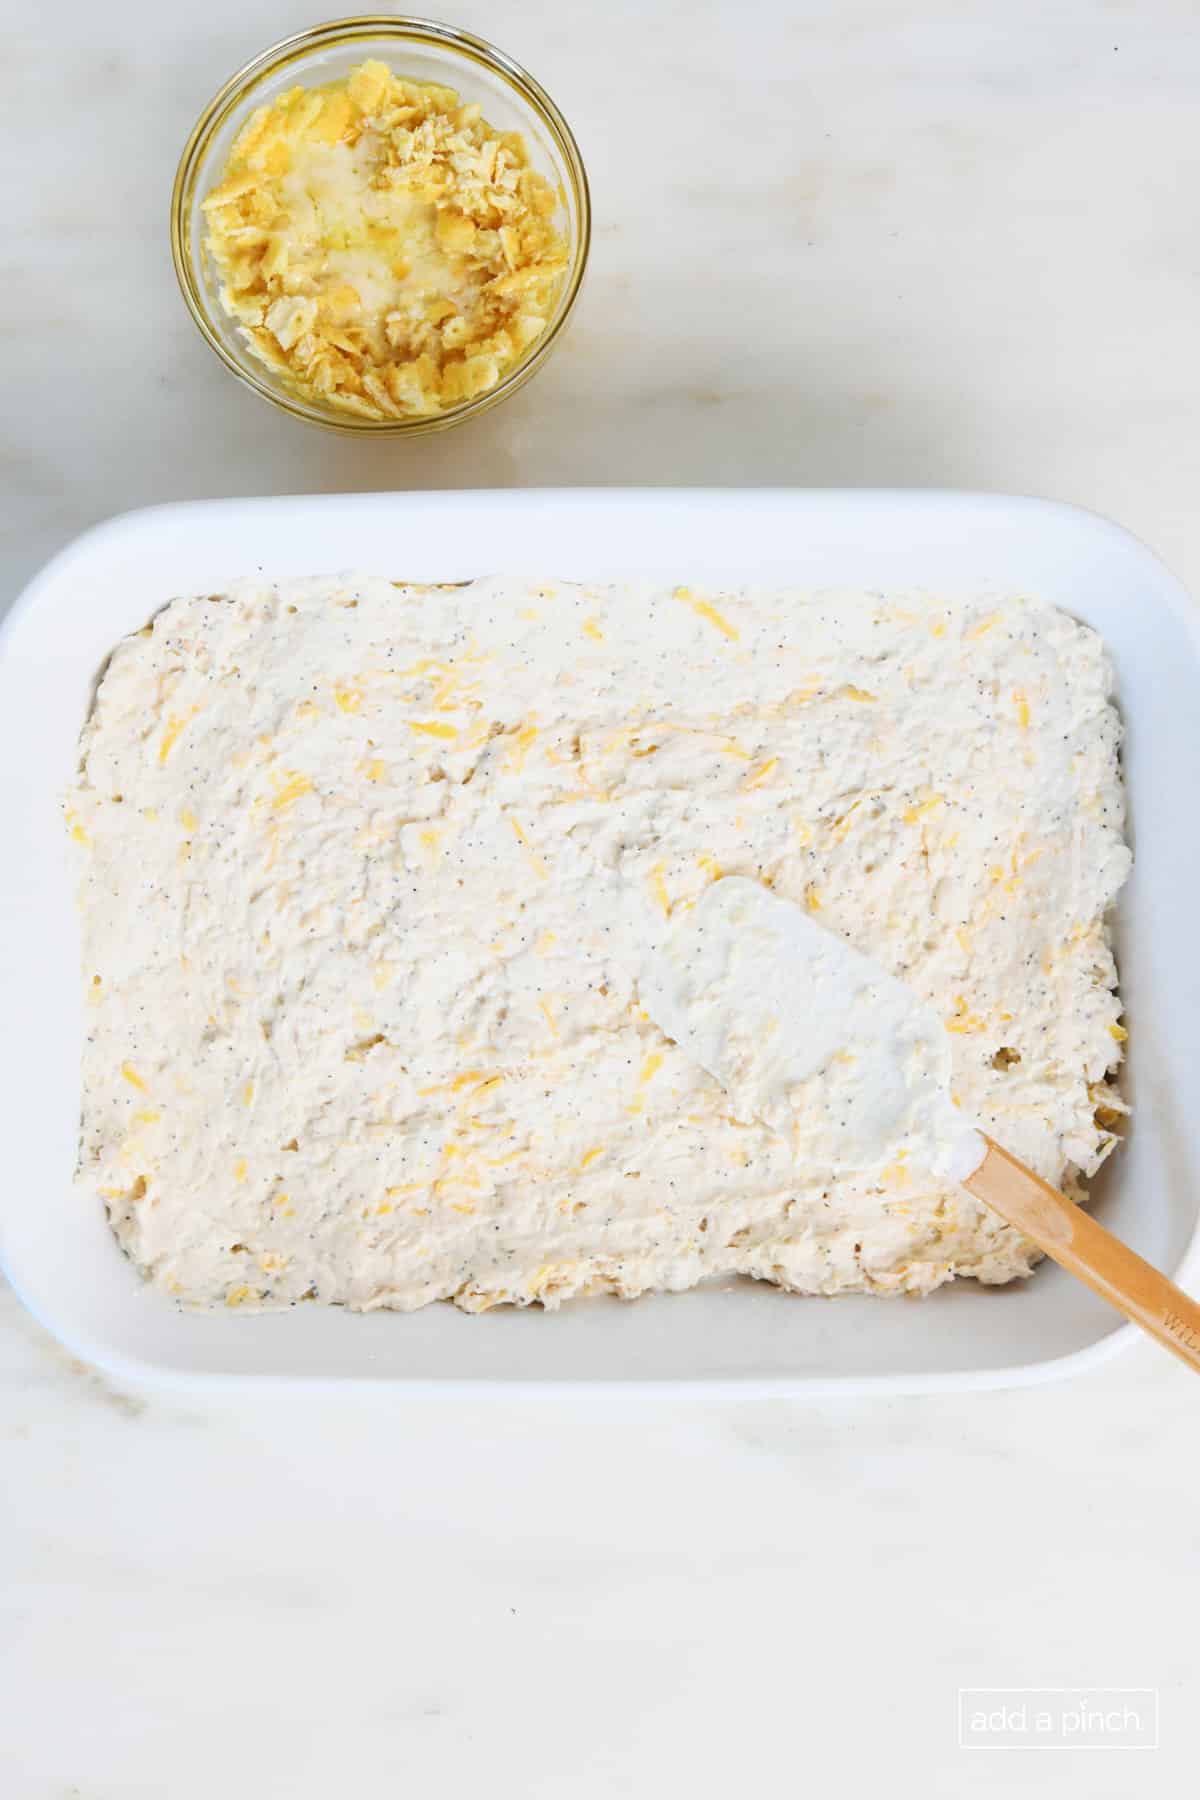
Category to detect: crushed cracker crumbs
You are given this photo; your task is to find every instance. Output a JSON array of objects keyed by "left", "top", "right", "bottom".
[{"left": 202, "top": 59, "right": 569, "bottom": 420}]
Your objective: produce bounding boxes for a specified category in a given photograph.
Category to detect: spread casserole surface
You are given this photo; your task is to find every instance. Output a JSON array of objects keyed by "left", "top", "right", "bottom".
[{"left": 68, "top": 575, "right": 1130, "bottom": 1311}]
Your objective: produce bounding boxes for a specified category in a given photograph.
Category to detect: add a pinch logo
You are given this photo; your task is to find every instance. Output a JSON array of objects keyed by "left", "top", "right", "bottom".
[{"left": 958, "top": 1689, "right": 1158, "bottom": 1750}]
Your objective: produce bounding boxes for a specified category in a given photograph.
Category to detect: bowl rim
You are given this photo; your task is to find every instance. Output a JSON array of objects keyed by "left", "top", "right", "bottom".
[{"left": 169, "top": 13, "right": 592, "bottom": 435}]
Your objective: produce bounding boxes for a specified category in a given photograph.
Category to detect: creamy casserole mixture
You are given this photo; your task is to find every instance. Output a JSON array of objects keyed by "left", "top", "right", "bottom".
[{"left": 69, "top": 577, "right": 1130, "bottom": 1311}]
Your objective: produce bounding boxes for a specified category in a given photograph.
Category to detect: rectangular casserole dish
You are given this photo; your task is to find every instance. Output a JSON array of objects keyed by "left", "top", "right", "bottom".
[{"left": 2, "top": 489, "right": 1196, "bottom": 1390}]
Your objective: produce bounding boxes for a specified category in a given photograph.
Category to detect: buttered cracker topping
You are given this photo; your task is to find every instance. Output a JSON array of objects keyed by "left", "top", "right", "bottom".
[{"left": 203, "top": 61, "right": 569, "bottom": 419}]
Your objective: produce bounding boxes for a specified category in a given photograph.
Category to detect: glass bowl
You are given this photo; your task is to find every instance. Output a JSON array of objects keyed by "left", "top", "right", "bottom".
[{"left": 170, "top": 15, "right": 590, "bottom": 434}]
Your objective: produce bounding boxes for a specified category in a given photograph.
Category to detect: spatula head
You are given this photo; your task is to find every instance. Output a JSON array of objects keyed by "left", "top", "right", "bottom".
[{"left": 636, "top": 877, "right": 974, "bottom": 1176}]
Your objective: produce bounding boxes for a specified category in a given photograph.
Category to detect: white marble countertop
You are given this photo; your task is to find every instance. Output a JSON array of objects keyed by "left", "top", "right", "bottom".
[{"left": 4, "top": 1, "right": 1198, "bottom": 1792}]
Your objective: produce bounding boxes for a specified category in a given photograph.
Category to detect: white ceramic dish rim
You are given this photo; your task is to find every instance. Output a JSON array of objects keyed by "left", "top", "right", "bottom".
[{"left": 2, "top": 488, "right": 1197, "bottom": 1394}]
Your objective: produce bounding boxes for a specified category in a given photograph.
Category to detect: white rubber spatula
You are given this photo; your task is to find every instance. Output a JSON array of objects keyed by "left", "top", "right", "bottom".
[{"left": 636, "top": 877, "right": 1200, "bottom": 1374}]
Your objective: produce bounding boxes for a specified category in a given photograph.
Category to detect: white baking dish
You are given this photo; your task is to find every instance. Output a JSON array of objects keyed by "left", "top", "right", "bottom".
[{"left": 2, "top": 490, "right": 1197, "bottom": 1391}]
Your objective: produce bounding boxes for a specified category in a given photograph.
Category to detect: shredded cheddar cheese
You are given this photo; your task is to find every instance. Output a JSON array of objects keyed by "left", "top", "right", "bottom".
[
  {"left": 408, "top": 720, "right": 458, "bottom": 741},
  {"left": 673, "top": 587, "right": 740, "bottom": 641}
]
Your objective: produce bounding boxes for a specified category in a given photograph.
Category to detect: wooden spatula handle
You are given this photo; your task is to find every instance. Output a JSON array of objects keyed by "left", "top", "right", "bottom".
[{"left": 963, "top": 1136, "right": 1200, "bottom": 1374}]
